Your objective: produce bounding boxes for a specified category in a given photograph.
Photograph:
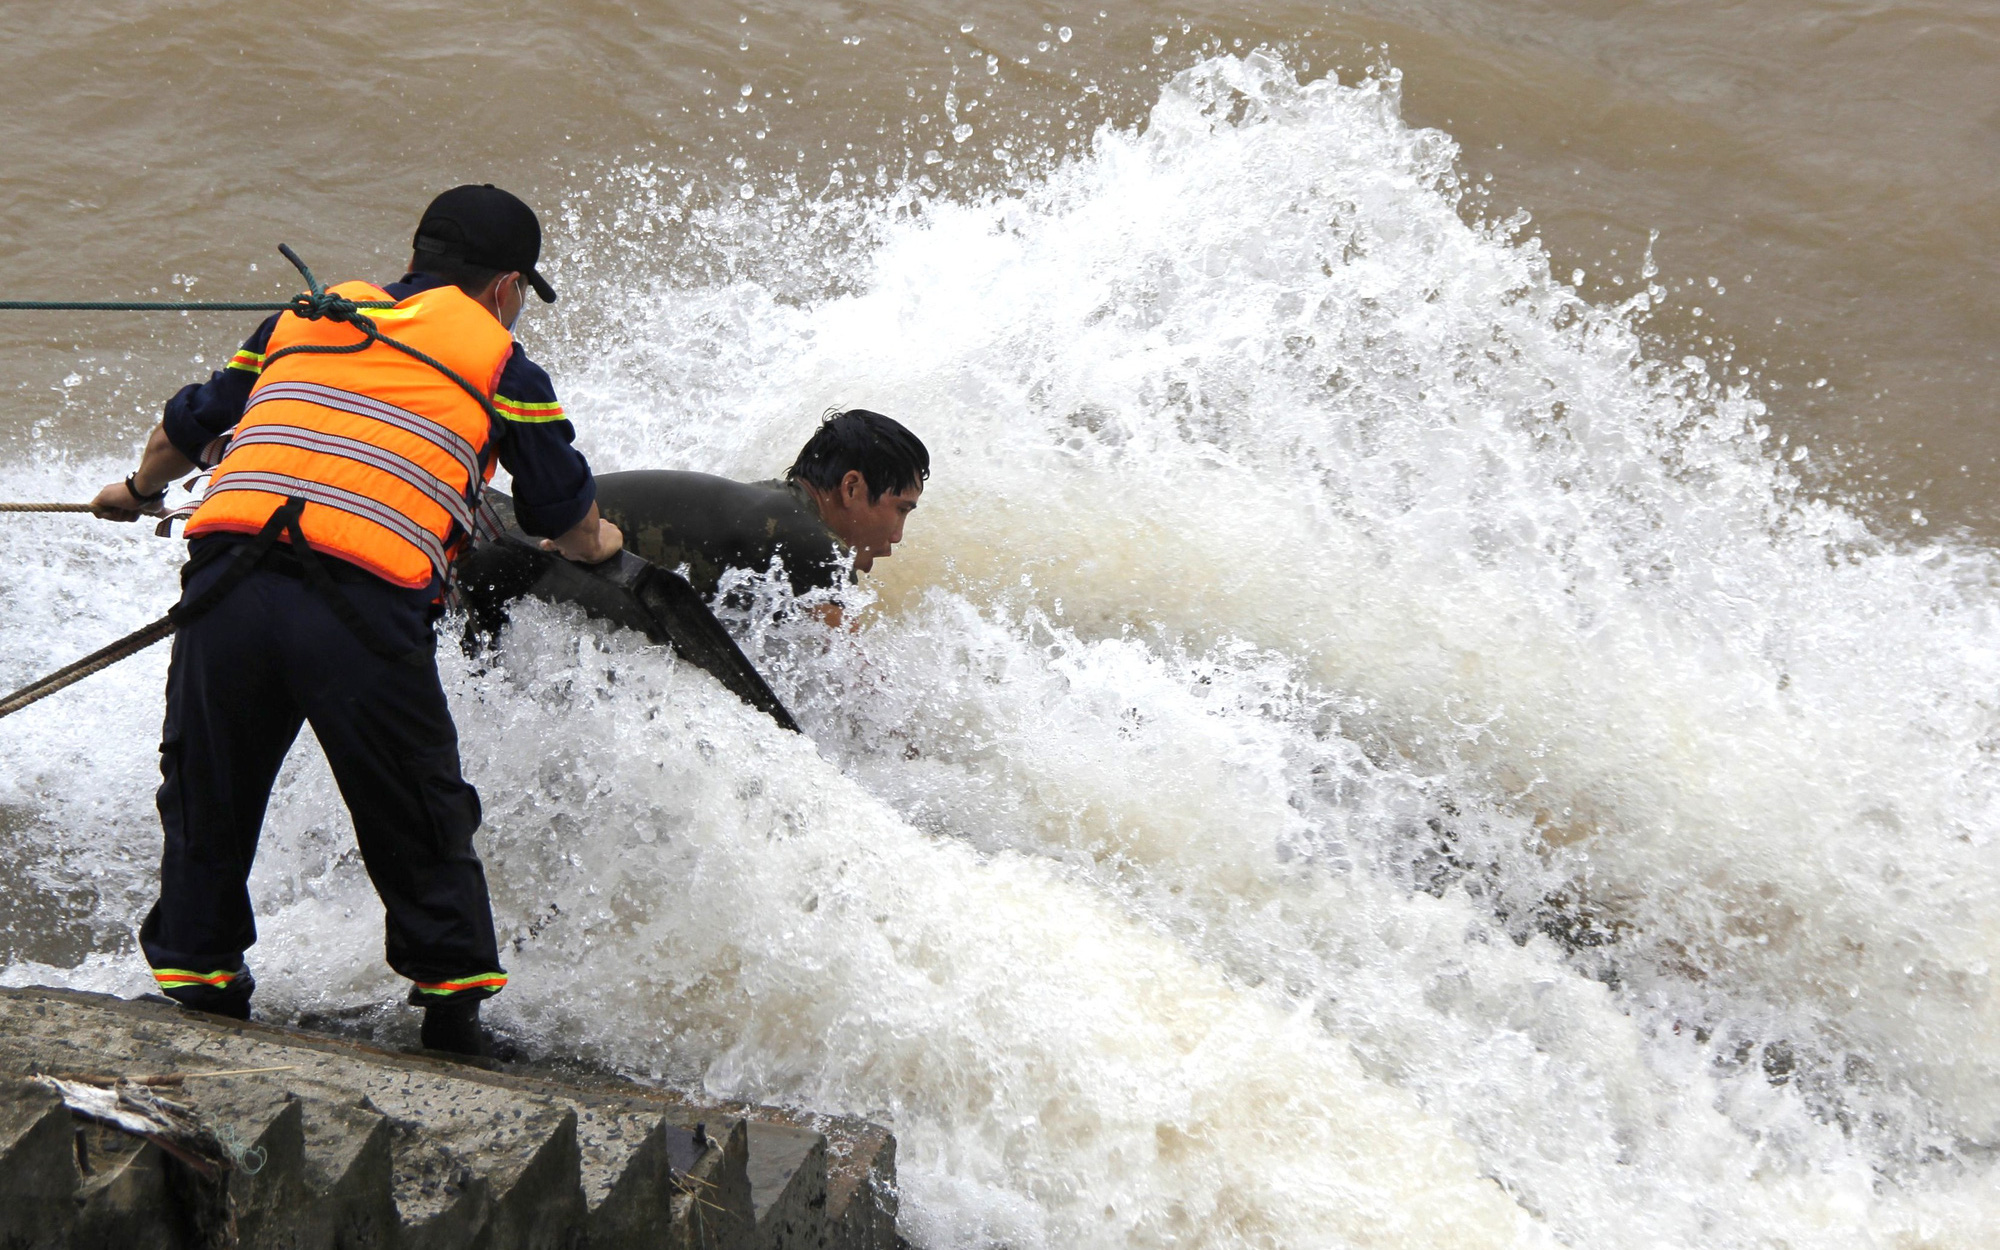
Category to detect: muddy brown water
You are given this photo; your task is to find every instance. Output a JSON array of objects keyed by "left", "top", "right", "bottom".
[
  {"left": 0, "top": 0, "right": 1991, "bottom": 529},
  {"left": 3, "top": 7, "right": 1999, "bottom": 1243}
]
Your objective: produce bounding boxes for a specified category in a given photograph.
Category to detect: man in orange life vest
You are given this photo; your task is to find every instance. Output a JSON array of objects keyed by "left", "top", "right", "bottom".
[{"left": 90, "top": 185, "right": 622, "bottom": 1055}]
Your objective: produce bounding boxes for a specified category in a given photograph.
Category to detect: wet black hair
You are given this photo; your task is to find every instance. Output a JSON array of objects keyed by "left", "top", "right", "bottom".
[
  {"left": 786, "top": 409, "right": 930, "bottom": 502},
  {"left": 408, "top": 250, "right": 506, "bottom": 298}
]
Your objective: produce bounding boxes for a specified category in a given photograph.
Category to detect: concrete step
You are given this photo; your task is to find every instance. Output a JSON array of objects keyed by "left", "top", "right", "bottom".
[
  {"left": 296, "top": 1089, "right": 400, "bottom": 1247},
  {"left": 0, "top": 985, "right": 894, "bottom": 1249}
]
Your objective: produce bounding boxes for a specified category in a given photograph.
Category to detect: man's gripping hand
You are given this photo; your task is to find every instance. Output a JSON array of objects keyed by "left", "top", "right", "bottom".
[
  {"left": 93, "top": 424, "right": 195, "bottom": 521},
  {"left": 541, "top": 502, "right": 623, "bottom": 564},
  {"left": 91, "top": 476, "right": 169, "bottom": 522}
]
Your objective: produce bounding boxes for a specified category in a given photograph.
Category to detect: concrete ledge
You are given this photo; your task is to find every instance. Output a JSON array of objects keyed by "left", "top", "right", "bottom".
[{"left": 0, "top": 986, "right": 898, "bottom": 1250}]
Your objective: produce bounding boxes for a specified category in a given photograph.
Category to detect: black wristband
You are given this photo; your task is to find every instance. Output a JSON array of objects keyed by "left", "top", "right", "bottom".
[{"left": 125, "top": 472, "right": 167, "bottom": 505}]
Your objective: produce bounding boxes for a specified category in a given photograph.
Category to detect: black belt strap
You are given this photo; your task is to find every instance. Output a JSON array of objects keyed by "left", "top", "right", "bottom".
[{"left": 172, "top": 497, "right": 432, "bottom": 667}]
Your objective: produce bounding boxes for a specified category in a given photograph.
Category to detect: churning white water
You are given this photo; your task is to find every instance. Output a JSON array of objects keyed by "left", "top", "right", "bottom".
[{"left": 3, "top": 54, "right": 1997, "bottom": 1247}]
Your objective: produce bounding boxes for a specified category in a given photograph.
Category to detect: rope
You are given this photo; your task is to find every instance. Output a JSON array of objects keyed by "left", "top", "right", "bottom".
[
  {"left": 0, "top": 615, "right": 174, "bottom": 720},
  {"left": 262, "top": 245, "right": 506, "bottom": 430},
  {"left": 0, "top": 503, "right": 94, "bottom": 513},
  {"left": 0, "top": 299, "right": 393, "bottom": 312}
]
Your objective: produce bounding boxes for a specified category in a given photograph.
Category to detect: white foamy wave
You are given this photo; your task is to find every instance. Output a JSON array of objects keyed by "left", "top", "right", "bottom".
[{"left": 4, "top": 50, "right": 1998, "bottom": 1248}]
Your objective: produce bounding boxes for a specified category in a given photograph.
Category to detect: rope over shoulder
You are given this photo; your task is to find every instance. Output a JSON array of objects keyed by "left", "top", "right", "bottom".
[
  {"left": 262, "top": 244, "right": 505, "bottom": 430},
  {"left": 275, "top": 245, "right": 378, "bottom": 327}
]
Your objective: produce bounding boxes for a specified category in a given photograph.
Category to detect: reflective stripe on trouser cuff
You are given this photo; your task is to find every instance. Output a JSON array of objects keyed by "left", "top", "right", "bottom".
[
  {"left": 412, "top": 973, "right": 507, "bottom": 997},
  {"left": 153, "top": 967, "right": 243, "bottom": 989}
]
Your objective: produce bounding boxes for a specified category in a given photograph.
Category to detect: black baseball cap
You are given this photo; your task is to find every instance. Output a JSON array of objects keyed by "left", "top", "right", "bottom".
[{"left": 412, "top": 184, "right": 557, "bottom": 303}]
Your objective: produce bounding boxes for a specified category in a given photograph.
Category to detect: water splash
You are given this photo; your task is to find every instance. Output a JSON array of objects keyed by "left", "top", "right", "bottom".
[{"left": 4, "top": 51, "right": 1997, "bottom": 1248}]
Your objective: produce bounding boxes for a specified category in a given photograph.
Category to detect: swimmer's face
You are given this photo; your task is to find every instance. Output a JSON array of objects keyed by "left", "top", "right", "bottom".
[{"left": 820, "top": 470, "right": 922, "bottom": 573}]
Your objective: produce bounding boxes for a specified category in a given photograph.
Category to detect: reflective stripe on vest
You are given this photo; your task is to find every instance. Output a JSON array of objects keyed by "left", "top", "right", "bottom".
[
  {"left": 184, "top": 281, "right": 513, "bottom": 588},
  {"left": 223, "top": 425, "right": 476, "bottom": 536},
  {"left": 204, "top": 470, "right": 454, "bottom": 581},
  {"left": 244, "top": 380, "right": 482, "bottom": 489}
]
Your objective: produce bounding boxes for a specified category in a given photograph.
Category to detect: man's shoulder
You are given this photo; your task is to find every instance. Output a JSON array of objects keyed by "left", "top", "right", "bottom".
[
  {"left": 596, "top": 472, "right": 816, "bottom": 520},
  {"left": 594, "top": 469, "right": 839, "bottom": 565},
  {"left": 493, "top": 349, "right": 568, "bottom": 424},
  {"left": 596, "top": 469, "right": 800, "bottom": 516}
]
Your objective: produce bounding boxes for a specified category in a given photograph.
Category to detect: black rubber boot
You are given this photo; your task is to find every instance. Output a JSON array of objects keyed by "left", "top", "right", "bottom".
[
  {"left": 419, "top": 996, "right": 489, "bottom": 1057},
  {"left": 164, "top": 969, "right": 255, "bottom": 1021}
]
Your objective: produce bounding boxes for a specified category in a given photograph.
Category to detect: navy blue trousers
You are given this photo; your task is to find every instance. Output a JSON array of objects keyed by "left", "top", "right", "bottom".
[{"left": 137, "top": 554, "right": 504, "bottom": 1012}]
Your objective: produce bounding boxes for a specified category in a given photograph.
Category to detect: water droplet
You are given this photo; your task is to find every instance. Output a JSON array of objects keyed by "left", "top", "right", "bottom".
[
  {"left": 61, "top": 372, "right": 81, "bottom": 388},
  {"left": 960, "top": 21, "right": 974, "bottom": 33},
  {"left": 1058, "top": 26, "right": 1072, "bottom": 42},
  {"left": 952, "top": 123, "right": 973, "bottom": 143},
  {"left": 923, "top": 149, "right": 942, "bottom": 164},
  {"left": 739, "top": 183, "right": 755, "bottom": 199},
  {"left": 740, "top": 83, "right": 754, "bottom": 96},
  {"left": 1152, "top": 35, "right": 1168, "bottom": 53}
]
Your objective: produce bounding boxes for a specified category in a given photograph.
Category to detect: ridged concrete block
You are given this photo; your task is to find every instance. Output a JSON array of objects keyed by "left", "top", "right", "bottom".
[
  {"left": 298, "top": 1091, "right": 399, "bottom": 1247},
  {"left": 0, "top": 986, "right": 882, "bottom": 1249},
  {"left": 0, "top": 1078, "right": 81, "bottom": 1246},
  {"left": 747, "top": 1121, "right": 827, "bottom": 1250},
  {"left": 823, "top": 1122, "right": 898, "bottom": 1250},
  {"left": 731, "top": 1110, "right": 900, "bottom": 1250}
]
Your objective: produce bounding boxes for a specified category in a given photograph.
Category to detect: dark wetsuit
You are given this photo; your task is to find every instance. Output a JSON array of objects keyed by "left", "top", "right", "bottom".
[{"left": 593, "top": 470, "right": 849, "bottom": 600}]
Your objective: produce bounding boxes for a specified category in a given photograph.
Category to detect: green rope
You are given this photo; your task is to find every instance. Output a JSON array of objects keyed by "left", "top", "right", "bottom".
[
  {"left": 0, "top": 301, "right": 394, "bottom": 311},
  {"left": 262, "top": 245, "right": 505, "bottom": 429}
]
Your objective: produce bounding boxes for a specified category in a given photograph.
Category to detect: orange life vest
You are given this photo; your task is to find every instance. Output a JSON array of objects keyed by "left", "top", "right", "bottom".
[{"left": 184, "top": 281, "right": 513, "bottom": 589}]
